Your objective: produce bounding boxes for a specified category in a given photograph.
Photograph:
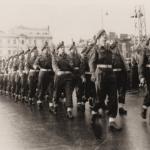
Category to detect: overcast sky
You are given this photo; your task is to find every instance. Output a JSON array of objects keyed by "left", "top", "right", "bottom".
[{"left": 0, "top": 0, "right": 149, "bottom": 43}]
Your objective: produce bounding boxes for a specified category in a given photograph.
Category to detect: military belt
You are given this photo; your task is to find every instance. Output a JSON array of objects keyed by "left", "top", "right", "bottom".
[
  {"left": 85, "top": 72, "right": 91, "bottom": 75},
  {"left": 146, "top": 64, "right": 150, "bottom": 68},
  {"left": 97, "top": 64, "right": 112, "bottom": 69},
  {"left": 74, "top": 67, "right": 79, "bottom": 70},
  {"left": 30, "top": 69, "right": 39, "bottom": 73},
  {"left": 40, "top": 68, "right": 52, "bottom": 72},
  {"left": 113, "top": 68, "right": 122, "bottom": 72}
]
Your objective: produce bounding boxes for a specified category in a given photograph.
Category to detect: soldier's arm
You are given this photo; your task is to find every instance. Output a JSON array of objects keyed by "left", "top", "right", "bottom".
[
  {"left": 138, "top": 49, "right": 147, "bottom": 79},
  {"left": 52, "top": 54, "right": 60, "bottom": 73},
  {"left": 89, "top": 47, "right": 97, "bottom": 74},
  {"left": 33, "top": 56, "right": 41, "bottom": 70}
]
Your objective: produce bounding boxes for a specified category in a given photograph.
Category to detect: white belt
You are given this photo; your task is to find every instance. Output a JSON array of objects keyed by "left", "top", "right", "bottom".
[
  {"left": 113, "top": 68, "right": 122, "bottom": 72},
  {"left": 97, "top": 64, "right": 112, "bottom": 69},
  {"left": 74, "top": 67, "right": 79, "bottom": 70},
  {"left": 40, "top": 69, "right": 52, "bottom": 71},
  {"left": 85, "top": 72, "right": 91, "bottom": 75},
  {"left": 30, "top": 69, "right": 39, "bottom": 73},
  {"left": 146, "top": 64, "right": 150, "bottom": 68}
]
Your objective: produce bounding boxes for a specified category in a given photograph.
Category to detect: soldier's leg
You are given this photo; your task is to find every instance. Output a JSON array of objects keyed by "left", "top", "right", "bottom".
[
  {"left": 65, "top": 79, "right": 74, "bottom": 119},
  {"left": 47, "top": 74, "right": 54, "bottom": 110},
  {"left": 75, "top": 77, "right": 85, "bottom": 111},
  {"left": 141, "top": 84, "right": 150, "bottom": 119},
  {"left": 51, "top": 75, "right": 62, "bottom": 114},
  {"left": 37, "top": 71, "right": 50, "bottom": 109}
]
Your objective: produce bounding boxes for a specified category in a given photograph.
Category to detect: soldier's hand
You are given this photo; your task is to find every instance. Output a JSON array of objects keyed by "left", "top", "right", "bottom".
[
  {"left": 91, "top": 73, "right": 96, "bottom": 82},
  {"left": 139, "top": 78, "right": 145, "bottom": 87},
  {"left": 56, "top": 71, "right": 63, "bottom": 76},
  {"left": 81, "top": 75, "right": 86, "bottom": 83}
]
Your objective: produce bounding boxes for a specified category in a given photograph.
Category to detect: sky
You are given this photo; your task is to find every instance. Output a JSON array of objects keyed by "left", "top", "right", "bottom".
[{"left": 0, "top": 0, "right": 149, "bottom": 43}]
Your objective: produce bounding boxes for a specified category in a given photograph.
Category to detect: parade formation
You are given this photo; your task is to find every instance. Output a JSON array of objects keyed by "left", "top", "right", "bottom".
[{"left": 0, "top": 29, "right": 149, "bottom": 132}]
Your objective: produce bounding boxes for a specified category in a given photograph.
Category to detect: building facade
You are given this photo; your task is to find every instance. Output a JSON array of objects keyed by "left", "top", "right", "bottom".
[{"left": 0, "top": 26, "right": 52, "bottom": 58}]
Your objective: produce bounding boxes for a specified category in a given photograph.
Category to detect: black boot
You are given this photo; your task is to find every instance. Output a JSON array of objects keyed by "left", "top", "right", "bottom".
[
  {"left": 119, "top": 107, "right": 127, "bottom": 115},
  {"left": 141, "top": 108, "right": 147, "bottom": 119}
]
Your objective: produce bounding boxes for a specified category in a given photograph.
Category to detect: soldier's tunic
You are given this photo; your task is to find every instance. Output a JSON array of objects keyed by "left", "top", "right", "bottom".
[
  {"left": 34, "top": 52, "right": 54, "bottom": 104},
  {"left": 139, "top": 46, "right": 150, "bottom": 107},
  {"left": 112, "top": 49, "right": 127, "bottom": 105},
  {"left": 52, "top": 52, "right": 74, "bottom": 108},
  {"left": 89, "top": 45, "right": 118, "bottom": 118}
]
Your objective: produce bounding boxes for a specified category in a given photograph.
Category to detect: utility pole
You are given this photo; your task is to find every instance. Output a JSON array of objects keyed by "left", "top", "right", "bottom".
[{"left": 131, "top": 5, "right": 147, "bottom": 46}]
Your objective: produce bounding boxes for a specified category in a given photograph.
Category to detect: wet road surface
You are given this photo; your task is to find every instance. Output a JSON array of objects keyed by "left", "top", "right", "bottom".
[{"left": 0, "top": 92, "right": 150, "bottom": 150}]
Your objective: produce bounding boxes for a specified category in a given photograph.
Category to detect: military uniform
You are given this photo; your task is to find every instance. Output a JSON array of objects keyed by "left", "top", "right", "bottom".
[
  {"left": 110, "top": 41, "right": 127, "bottom": 115},
  {"left": 81, "top": 45, "right": 96, "bottom": 108},
  {"left": 52, "top": 42, "right": 74, "bottom": 118},
  {"left": 34, "top": 45, "right": 54, "bottom": 110},
  {"left": 69, "top": 43, "right": 85, "bottom": 111},
  {"left": 20, "top": 50, "right": 30, "bottom": 102},
  {"left": 139, "top": 41, "right": 150, "bottom": 119},
  {"left": 89, "top": 29, "right": 120, "bottom": 130}
]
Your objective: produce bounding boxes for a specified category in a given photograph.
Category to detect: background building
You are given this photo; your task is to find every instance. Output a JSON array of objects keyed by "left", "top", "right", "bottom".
[{"left": 0, "top": 26, "right": 52, "bottom": 58}]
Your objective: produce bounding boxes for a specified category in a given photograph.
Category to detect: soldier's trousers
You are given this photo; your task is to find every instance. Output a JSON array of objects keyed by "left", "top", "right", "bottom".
[
  {"left": 0, "top": 74, "right": 3, "bottom": 91},
  {"left": 3, "top": 75, "right": 8, "bottom": 92},
  {"left": 73, "top": 75, "right": 84, "bottom": 103},
  {"left": 28, "top": 71, "right": 39, "bottom": 99},
  {"left": 38, "top": 71, "right": 54, "bottom": 103},
  {"left": 7, "top": 74, "right": 12, "bottom": 94},
  {"left": 53, "top": 73, "right": 74, "bottom": 108},
  {"left": 21, "top": 73, "right": 28, "bottom": 97},
  {"left": 11, "top": 72, "right": 17, "bottom": 95},
  {"left": 115, "top": 71, "right": 127, "bottom": 104},
  {"left": 84, "top": 73, "right": 96, "bottom": 99},
  {"left": 15, "top": 73, "right": 21, "bottom": 96},
  {"left": 143, "top": 81, "right": 150, "bottom": 107},
  {"left": 94, "top": 70, "right": 118, "bottom": 118}
]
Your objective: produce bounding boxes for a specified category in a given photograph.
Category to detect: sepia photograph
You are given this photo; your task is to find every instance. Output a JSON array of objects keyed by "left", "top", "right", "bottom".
[{"left": 0, "top": 0, "right": 150, "bottom": 149}]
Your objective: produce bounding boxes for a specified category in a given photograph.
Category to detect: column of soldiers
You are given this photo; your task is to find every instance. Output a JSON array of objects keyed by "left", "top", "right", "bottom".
[{"left": 0, "top": 29, "right": 132, "bottom": 131}]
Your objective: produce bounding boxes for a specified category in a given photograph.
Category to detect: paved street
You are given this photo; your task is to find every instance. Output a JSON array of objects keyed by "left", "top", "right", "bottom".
[{"left": 0, "top": 92, "right": 150, "bottom": 150}]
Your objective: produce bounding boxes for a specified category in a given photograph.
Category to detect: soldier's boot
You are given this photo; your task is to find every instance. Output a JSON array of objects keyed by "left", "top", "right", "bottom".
[
  {"left": 37, "top": 100, "right": 43, "bottom": 110},
  {"left": 66, "top": 107, "right": 73, "bottom": 119},
  {"left": 141, "top": 106, "right": 147, "bottom": 119},
  {"left": 119, "top": 103, "right": 127, "bottom": 115},
  {"left": 91, "top": 110, "right": 99, "bottom": 125},
  {"left": 77, "top": 102, "right": 85, "bottom": 112},
  {"left": 49, "top": 102, "right": 54, "bottom": 113},
  {"left": 109, "top": 118, "right": 121, "bottom": 131},
  {"left": 15, "top": 95, "right": 19, "bottom": 102},
  {"left": 88, "top": 97, "right": 94, "bottom": 109}
]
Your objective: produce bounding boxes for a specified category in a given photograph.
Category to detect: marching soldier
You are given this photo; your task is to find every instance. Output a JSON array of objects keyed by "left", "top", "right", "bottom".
[
  {"left": 81, "top": 40, "right": 97, "bottom": 109},
  {"left": 34, "top": 42, "right": 54, "bottom": 110},
  {"left": 27, "top": 46, "right": 39, "bottom": 105},
  {"left": 15, "top": 51, "right": 24, "bottom": 102},
  {"left": 68, "top": 41, "right": 86, "bottom": 111},
  {"left": 110, "top": 40, "right": 127, "bottom": 115},
  {"left": 20, "top": 49, "right": 30, "bottom": 102},
  {"left": 139, "top": 38, "right": 150, "bottom": 119},
  {"left": 51, "top": 41, "right": 74, "bottom": 119},
  {"left": 89, "top": 29, "right": 119, "bottom": 130}
]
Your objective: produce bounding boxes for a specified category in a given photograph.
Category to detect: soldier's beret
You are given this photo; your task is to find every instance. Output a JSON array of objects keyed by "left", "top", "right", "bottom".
[
  {"left": 96, "top": 29, "right": 106, "bottom": 39},
  {"left": 57, "top": 41, "right": 65, "bottom": 50},
  {"left": 110, "top": 40, "right": 118, "bottom": 49}
]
